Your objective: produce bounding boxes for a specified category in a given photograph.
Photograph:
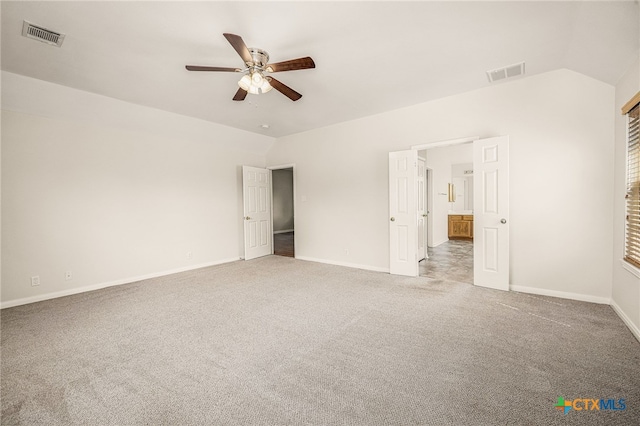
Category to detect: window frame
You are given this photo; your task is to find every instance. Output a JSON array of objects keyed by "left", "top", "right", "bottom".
[{"left": 623, "top": 92, "right": 640, "bottom": 270}]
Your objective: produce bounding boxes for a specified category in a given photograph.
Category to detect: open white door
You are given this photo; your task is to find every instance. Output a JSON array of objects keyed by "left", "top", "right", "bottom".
[
  {"left": 473, "top": 136, "right": 509, "bottom": 290},
  {"left": 243, "top": 166, "right": 272, "bottom": 260},
  {"left": 389, "top": 150, "right": 418, "bottom": 277},
  {"left": 417, "top": 157, "right": 428, "bottom": 261}
]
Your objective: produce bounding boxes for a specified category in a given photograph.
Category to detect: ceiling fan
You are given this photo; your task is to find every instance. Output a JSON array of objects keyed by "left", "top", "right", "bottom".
[{"left": 185, "top": 33, "right": 315, "bottom": 102}]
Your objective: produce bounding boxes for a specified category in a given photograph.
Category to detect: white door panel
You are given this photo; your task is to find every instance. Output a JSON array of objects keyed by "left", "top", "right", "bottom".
[
  {"left": 243, "top": 166, "right": 272, "bottom": 260},
  {"left": 473, "top": 136, "right": 509, "bottom": 290},
  {"left": 389, "top": 150, "right": 418, "bottom": 276},
  {"left": 417, "top": 157, "right": 427, "bottom": 261}
]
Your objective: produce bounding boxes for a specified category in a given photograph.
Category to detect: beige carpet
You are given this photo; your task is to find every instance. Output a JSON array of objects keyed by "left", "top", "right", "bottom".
[{"left": 2, "top": 256, "right": 639, "bottom": 425}]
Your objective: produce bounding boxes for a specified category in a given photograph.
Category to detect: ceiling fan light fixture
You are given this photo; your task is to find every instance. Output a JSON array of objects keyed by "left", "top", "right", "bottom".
[
  {"left": 260, "top": 80, "right": 273, "bottom": 93},
  {"left": 238, "top": 74, "right": 251, "bottom": 91},
  {"left": 251, "top": 71, "right": 264, "bottom": 86},
  {"left": 239, "top": 70, "right": 272, "bottom": 95}
]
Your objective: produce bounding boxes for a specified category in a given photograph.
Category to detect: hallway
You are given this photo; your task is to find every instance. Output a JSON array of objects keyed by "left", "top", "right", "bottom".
[
  {"left": 419, "top": 240, "right": 473, "bottom": 283},
  {"left": 273, "top": 232, "right": 294, "bottom": 258}
]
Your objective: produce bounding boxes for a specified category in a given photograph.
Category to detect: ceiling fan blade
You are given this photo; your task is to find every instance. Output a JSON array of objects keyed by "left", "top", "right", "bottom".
[
  {"left": 266, "top": 57, "right": 316, "bottom": 73},
  {"left": 233, "top": 87, "right": 247, "bottom": 101},
  {"left": 185, "top": 65, "right": 241, "bottom": 72},
  {"left": 223, "top": 33, "right": 253, "bottom": 65},
  {"left": 267, "top": 77, "right": 302, "bottom": 101}
]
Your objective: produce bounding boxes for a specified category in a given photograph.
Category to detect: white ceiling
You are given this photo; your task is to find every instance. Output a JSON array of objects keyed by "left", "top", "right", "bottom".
[{"left": 2, "top": 1, "right": 638, "bottom": 138}]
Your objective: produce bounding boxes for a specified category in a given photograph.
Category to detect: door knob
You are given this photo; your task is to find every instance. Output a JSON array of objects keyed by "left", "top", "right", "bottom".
[
  {"left": 500, "top": 218, "right": 507, "bottom": 224},
  {"left": 245, "top": 216, "right": 251, "bottom": 220},
  {"left": 390, "top": 217, "right": 396, "bottom": 222},
  {"left": 422, "top": 214, "right": 428, "bottom": 217}
]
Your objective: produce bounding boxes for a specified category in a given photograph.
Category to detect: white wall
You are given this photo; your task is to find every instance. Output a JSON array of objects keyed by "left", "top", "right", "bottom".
[
  {"left": 1, "top": 72, "right": 273, "bottom": 306},
  {"left": 266, "top": 69, "right": 615, "bottom": 302},
  {"left": 612, "top": 57, "right": 640, "bottom": 339},
  {"left": 272, "top": 168, "right": 294, "bottom": 232}
]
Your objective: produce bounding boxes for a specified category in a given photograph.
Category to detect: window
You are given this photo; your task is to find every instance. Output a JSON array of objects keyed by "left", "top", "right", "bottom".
[{"left": 624, "top": 93, "right": 640, "bottom": 268}]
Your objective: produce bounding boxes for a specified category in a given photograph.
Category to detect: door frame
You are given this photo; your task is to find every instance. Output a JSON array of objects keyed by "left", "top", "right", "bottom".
[
  {"left": 412, "top": 136, "right": 480, "bottom": 151},
  {"left": 268, "top": 164, "right": 297, "bottom": 258},
  {"left": 413, "top": 136, "right": 479, "bottom": 256}
]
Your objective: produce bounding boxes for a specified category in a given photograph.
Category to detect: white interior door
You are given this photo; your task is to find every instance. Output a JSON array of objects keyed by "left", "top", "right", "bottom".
[
  {"left": 417, "top": 157, "right": 427, "bottom": 261},
  {"left": 426, "top": 168, "right": 434, "bottom": 248},
  {"left": 243, "top": 166, "right": 272, "bottom": 260},
  {"left": 473, "top": 136, "right": 509, "bottom": 290},
  {"left": 389, "top": 150, "right": 418, "bottom": 276}
]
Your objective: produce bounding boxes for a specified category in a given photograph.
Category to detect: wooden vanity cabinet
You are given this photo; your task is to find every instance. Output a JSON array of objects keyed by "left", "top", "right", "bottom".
[{"left": 448, "top": 215, "right": 473, "bottom": 240}]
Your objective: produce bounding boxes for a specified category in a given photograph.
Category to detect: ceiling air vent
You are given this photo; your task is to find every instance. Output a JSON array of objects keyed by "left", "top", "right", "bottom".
[
  {"left": 486, "top": 62, "right": 525, "bottom": 83},
  {"left": 22, "top": 21, "right": 65, "bottom": 47}
]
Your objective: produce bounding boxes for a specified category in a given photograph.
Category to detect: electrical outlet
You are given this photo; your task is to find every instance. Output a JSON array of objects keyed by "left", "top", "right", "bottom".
[
  {"left": 31, "top": 276, "right": 40, "bottom": 287},
  {"left": 187, "top": 251, "right": 193, "bottom": 259},
  {"left": 65, "top": 271, "right": 72, "bottom": 281},
  {"left": 345, "top": 249, "right": 349, "bottom": 255}
]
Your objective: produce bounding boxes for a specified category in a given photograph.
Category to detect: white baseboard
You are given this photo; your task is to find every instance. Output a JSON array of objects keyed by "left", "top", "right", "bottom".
[
  {"left": 429, "top": 238, "right": 449, "bottom": 248},
  {"left": 295, "top": 255, "right": 389, "bottom": 273},
  {"left": 509, "top": 285, "right": 611, "bottom": 305},
  {"left": 273, "top": 229, "right": 294, "bottom": 234},
  {"left": 0, "top": 257, "right": 240, "bottom": 309},
  {"left": 610, "top": 300, "right": 640, "bottom": 343},
  {"left": 8, "top": 256, "right": 638, "bottom": 345}
]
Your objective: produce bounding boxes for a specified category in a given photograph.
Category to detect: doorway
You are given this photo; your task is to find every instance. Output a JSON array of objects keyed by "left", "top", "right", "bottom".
[
  {"left": 271, "top": 166, "right": 295, "bottom": 258},
  {"left": 419, "top": 240, "right": 473, "bottom": 282},
  {"left": 390, "top": 136, "right": 509, "bottom": 290},
  {"left": 418, "top": 144, "right": 474, "bottom": 283}
]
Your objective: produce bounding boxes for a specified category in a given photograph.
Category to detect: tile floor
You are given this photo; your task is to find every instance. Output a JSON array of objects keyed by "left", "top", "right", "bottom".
[{"left": 419, "top": 240, "right": 473, "bottom": 284}]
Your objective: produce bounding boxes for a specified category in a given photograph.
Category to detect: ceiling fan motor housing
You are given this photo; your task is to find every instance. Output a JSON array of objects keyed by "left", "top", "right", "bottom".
[{"left": 248, "top": 48, "right": 269, "bottom": 70}]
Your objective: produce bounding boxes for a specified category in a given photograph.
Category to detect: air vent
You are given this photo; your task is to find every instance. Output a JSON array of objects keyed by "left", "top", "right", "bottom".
[
  {"left": 486, "top": 62, "right": 525, "bottom": 83},
  {"left": 22, "top": 21, "right": 65, "bottom": 47}
]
